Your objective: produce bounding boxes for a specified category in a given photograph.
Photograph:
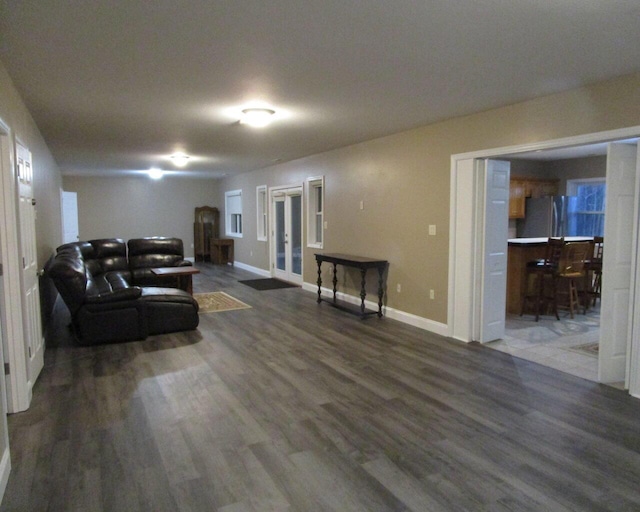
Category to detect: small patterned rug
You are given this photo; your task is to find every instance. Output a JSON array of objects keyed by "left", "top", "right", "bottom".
[
  {"left": 194, "top": 292, "right": 251, "bottom": 313},
  {"left": 568, "top": 342, "right": 599, "bottom": 356}
]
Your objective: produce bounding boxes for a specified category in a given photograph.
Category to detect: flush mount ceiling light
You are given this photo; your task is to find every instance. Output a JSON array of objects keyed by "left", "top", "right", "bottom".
[
  {"left": 240, "top": 108, "right": 276, "bottom": 128},
  {"left": 170, "top": 152, "right": 190, "bottom": 167},
  {"left": 148, "top": 168, "right": 164, "bottom": 180}
]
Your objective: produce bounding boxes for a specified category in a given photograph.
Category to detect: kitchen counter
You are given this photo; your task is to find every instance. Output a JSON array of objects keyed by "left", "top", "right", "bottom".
[
  {"left": 506, "top": 237, "right": 593, "bottom": 314},
  {"left": 508, "top": 236, "right": 593, "bottom": 246}
]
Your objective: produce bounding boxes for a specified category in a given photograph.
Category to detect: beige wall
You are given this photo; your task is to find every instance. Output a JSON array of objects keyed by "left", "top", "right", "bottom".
[
  {"left": 547, "top": 155, "right": 607, "bottom": 195},
  {"left": 217, "top": 72, "right": 640, "bottom": 324},
  {"left": 0, "top": 61, "right": 62, "bottom": 267},
  {"left": 62, "top": 175, "right": 220, "bottom": 258}
]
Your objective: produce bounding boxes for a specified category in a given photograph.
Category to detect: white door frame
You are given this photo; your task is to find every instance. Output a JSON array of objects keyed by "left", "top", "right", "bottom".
[
  {"left": 448, "top": 125, "right": 640, "bottom": 396},
  {"left": 269, "top": 184, "right": 303, "bottom": 284},
  {"left": 60, "top": 189, "right": 79, "bottom": 244},
  {"left": 0, "top": 119, "right": 13, "bottom": 498},
  {"left": 0, "top": 119, "right": 30, "bottom": 412}
]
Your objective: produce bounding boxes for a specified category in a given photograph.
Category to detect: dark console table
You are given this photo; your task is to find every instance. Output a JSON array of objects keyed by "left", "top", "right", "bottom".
[{"left": 315, "top": 253, "right": 388, "bottom": 318}]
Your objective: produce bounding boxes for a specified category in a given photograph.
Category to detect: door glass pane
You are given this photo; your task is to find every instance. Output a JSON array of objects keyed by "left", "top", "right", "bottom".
[
  {"left": 291, "top": 195, "right": 302, "bottom": 275},
  {"left": 276, "top": 200, "right": 285, "bottom": 271}
]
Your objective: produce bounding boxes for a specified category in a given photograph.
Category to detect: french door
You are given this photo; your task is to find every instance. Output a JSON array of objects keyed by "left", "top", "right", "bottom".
[{"left": 271, "top": 187, "right": 303, "bottom": 284}]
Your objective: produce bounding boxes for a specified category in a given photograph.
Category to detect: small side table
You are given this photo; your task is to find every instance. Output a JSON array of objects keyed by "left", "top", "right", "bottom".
[
  {"left": 151, "top": 267, "right": 200, "bottom": 295},
  {"left": 210, "top": 239, "right": 234, "bottom": 265}
]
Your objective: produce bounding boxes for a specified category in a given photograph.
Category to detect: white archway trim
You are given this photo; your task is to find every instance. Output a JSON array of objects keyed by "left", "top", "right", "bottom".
[{"left": 449, "top": 125, "right": 640, "bottom": 396}]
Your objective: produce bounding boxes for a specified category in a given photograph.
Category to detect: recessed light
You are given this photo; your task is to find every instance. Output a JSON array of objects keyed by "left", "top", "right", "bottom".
[
  {"left": 148, "top": 168, "right": 163, "bottom": 180},
  {"left": 170, "top": 152, "right": 190, "bottom": 167},
  {"left": 241, "top": 108, "right": 276, "bottom": 128}
]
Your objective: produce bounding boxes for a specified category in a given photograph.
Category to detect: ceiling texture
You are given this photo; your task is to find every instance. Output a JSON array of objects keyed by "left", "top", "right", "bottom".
[{"left": 1, "top": 1, "right": 640, "bottom": 178}]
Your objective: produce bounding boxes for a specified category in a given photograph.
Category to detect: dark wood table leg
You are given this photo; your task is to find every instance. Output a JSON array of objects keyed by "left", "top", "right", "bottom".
[
  {"left": 377, "top": 265, "right": 384, "bottom": 317},
  {"left": 360, "top": 268, "right": 367, "bottom": 318},
  {"left": 332, "top": 263, "right": 338, "bottom": 304},
  {"left": 316, "top": 260, "right": 322, "bottom": 303}
]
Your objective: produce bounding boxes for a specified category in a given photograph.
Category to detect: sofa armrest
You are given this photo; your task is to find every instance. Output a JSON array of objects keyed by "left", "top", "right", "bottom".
[
  {"left": 85, "top": 286, "right": 142, "bottom": 304},
  {"left": 177, "top": 260, "right": 192, "bottom": 267}
]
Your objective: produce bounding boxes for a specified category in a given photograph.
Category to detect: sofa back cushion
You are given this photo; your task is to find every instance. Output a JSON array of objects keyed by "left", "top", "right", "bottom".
[
  {"left": 128, "top": 237, "right": 184, "bottom": 268},
  {"left": 127, "top": 237, "right": 188, "bottom": 287},
  {"left": 90, "top": 238, "right": 128, "bottom": 274}
]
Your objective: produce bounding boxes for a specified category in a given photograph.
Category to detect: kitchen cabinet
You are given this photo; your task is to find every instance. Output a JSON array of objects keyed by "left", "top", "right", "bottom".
[
  {"left": 509, "top": 179, "right": 527, "bottom": 218},
  {"left": 509, "top": 178, "right": 559, "bottom": 219}
]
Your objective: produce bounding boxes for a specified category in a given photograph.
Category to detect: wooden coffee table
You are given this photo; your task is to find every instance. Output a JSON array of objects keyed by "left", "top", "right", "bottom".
[{"left": 151, "top": 267, "right": 200, "bottom": 295}]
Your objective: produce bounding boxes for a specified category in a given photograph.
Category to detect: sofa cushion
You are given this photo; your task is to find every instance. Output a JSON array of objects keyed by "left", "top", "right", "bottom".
[
  {"left": 90, "top": 238, "right": 129, "bottom": 274},
  {"left": 140, "top": 287, "right": 200, "bottom": 335},
  {"left": 127, "top": 237, "right": 192, "bottom": 288}
]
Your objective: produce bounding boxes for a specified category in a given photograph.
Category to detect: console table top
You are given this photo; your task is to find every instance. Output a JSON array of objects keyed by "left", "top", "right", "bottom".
[{"left": 315, "top": 253, "right": 387, "bottom": 266}]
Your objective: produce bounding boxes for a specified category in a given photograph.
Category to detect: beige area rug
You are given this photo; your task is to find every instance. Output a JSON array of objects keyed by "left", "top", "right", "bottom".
[
  {"left": 194, "top": 292, "right": 251, "bottom": 313},
  {"left": 568, "top": 342, "right": 599, "bottom": 356}
]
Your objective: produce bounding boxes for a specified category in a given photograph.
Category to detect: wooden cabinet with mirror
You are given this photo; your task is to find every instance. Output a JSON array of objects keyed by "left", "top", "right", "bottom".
[{"left": 194, "top": 206, "right": 219, "bottom": 262}]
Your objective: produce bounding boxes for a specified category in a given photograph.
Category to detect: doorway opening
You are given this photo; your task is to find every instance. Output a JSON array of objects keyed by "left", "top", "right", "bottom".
[{"left": 449, "top": 126, "right": 640, "bottom": 396}]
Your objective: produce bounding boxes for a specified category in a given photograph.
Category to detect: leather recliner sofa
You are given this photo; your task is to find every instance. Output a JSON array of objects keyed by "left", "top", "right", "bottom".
[{"left": 48, "top": 237, "right": 199, "bottom": 345}]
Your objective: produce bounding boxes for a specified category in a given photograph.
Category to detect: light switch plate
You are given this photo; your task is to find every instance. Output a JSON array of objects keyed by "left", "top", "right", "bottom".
[{"left": 429, "top": 225, "right": 436, "bottom": 236}]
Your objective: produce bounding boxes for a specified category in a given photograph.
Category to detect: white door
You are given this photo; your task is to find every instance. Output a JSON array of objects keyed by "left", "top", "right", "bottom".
[
  {"left": 16, "top": 143, "right": 44, "bottom": 396},
  {"left": 61, "top": 190, "right": 79, "bottom": 244},
  {"left": 272, "top": 188, "right": 303, "bottom": 284},
  {"left": 477, "top": 159, "right": 510, "bottom": 342},
  {"left": 0, "top": 239, "right": 12, "bottom": 499},
  {"left": 599, "top": 142, "right": 639, "bottom": 383}
]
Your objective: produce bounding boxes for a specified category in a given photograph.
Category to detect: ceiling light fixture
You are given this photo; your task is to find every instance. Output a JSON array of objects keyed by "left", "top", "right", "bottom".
[
  {"left": 148, "top": 168, "right": 164, "bottom": 180},
  {"left": 241, "top": 108, "right": 276, "bottom": 128},
  {"left": 170, "top": 152, "right": 190, "bottom": 167}
]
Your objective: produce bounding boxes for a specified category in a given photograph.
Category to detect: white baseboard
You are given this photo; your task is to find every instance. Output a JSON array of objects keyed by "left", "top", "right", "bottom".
[
  {"left": 233, "top": 261, "right": 271, "bottom": 278},
  {"left": 185, "top": 256, "right": 195, "bottom": 262},
  {"left": 301, "top": 282, "right": 448, "bottom": 337},
  {"left": 0, "top": 447, "right": 11, "bottom": 506}
]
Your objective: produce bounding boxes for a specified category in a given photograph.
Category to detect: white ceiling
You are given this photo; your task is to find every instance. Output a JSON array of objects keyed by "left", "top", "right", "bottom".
[{"left": 1, "top": 1, "right": 639, "bottom": 178}]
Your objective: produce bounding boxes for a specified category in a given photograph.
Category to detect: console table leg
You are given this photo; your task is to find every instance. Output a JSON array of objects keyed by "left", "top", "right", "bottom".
[
  {"left": 360, "top": 268, "right": 367, "bottom": 317},
  {"left": 316, "top": 260, "right": 322, "bottom": 303},
  {"left": 377, "top": 266, "right": 384, "bottom": 317},
  {"left": 332, "top": 263, "right": 338, "bottom": 304}
]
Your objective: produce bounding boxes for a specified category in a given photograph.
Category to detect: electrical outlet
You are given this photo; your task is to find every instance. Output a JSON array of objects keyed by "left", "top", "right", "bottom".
[
  {"left": 429, "top": 289, "right": 435, "bottom": 300},
  {"left": 397, "top": 283, "right": 401, "bottom": 293},
  {"left": 429, "top": 225, "right": 436, "bottom": 236},
  {"left": 324, "top": 221, "right": 328, "bottom": 229}
]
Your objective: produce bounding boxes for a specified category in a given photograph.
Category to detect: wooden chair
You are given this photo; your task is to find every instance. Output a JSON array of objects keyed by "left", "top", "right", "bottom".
[
  {"left": 584, "top": 236, "right": 603, "bottom": 308},
  {"left": 520, "top": 237, "right": 564, "bottom": 321},
  {"left": 554, "top": 241, "right": 591, "bottom": 318}
]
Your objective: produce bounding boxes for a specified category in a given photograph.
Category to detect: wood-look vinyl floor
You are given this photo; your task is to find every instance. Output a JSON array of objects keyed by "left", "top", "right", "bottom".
[{"left": 3, "top": 263, "right": 640, "bottom": 511}]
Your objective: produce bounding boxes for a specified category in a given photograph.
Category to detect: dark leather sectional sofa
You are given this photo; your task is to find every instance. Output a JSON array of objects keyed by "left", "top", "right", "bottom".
[{"left": 48, "top": 237, "right": 199, "bottom": 345}]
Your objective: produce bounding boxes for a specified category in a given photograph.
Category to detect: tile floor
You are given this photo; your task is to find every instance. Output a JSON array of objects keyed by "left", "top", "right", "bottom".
[{"left": 487, "top": 306, "right": 601, "bottom": 382}]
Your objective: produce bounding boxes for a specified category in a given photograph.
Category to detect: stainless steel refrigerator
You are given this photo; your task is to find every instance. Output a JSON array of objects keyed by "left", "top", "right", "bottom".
[{"left": 516, "top": 196, "right": 577, "bottom": 238}]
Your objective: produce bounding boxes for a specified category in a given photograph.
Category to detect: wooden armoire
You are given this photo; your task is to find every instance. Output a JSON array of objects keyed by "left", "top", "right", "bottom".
[{"left": 194, "top": 206, "right": 219, "bottom": 261}]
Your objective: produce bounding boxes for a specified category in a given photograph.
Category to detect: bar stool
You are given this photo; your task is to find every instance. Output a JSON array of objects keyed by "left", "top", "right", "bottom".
[
  {"left": 554, "top": 241, "right": 591, "bottom": 318},
  {"left": 584, "top": 236, "right": 603, "bottom": 308},
  {"left": 520, "top": 237, "right": 564, "bottom": 321}
]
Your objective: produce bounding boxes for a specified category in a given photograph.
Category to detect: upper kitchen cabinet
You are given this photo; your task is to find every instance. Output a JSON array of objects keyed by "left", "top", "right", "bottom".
[
  {"left": 509, "top": 179, "right": 527, "bottom": 218},
  {"left": 509, "top": 177, "right": 558, "bottom": 219}
]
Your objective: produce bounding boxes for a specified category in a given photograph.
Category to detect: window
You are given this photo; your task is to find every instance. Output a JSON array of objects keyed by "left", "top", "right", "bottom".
[
  {"left": 307, "top": 176, "right": 324, "bottom": 248},
  {"left": 256, "top": 185, "right": 267, "bottom": 241},
  {"left": 225, "top": 189, "right": 243, "bottom": 238},
  {"left": 567, "top": 178, "right": 606, "bottom": 237}
]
